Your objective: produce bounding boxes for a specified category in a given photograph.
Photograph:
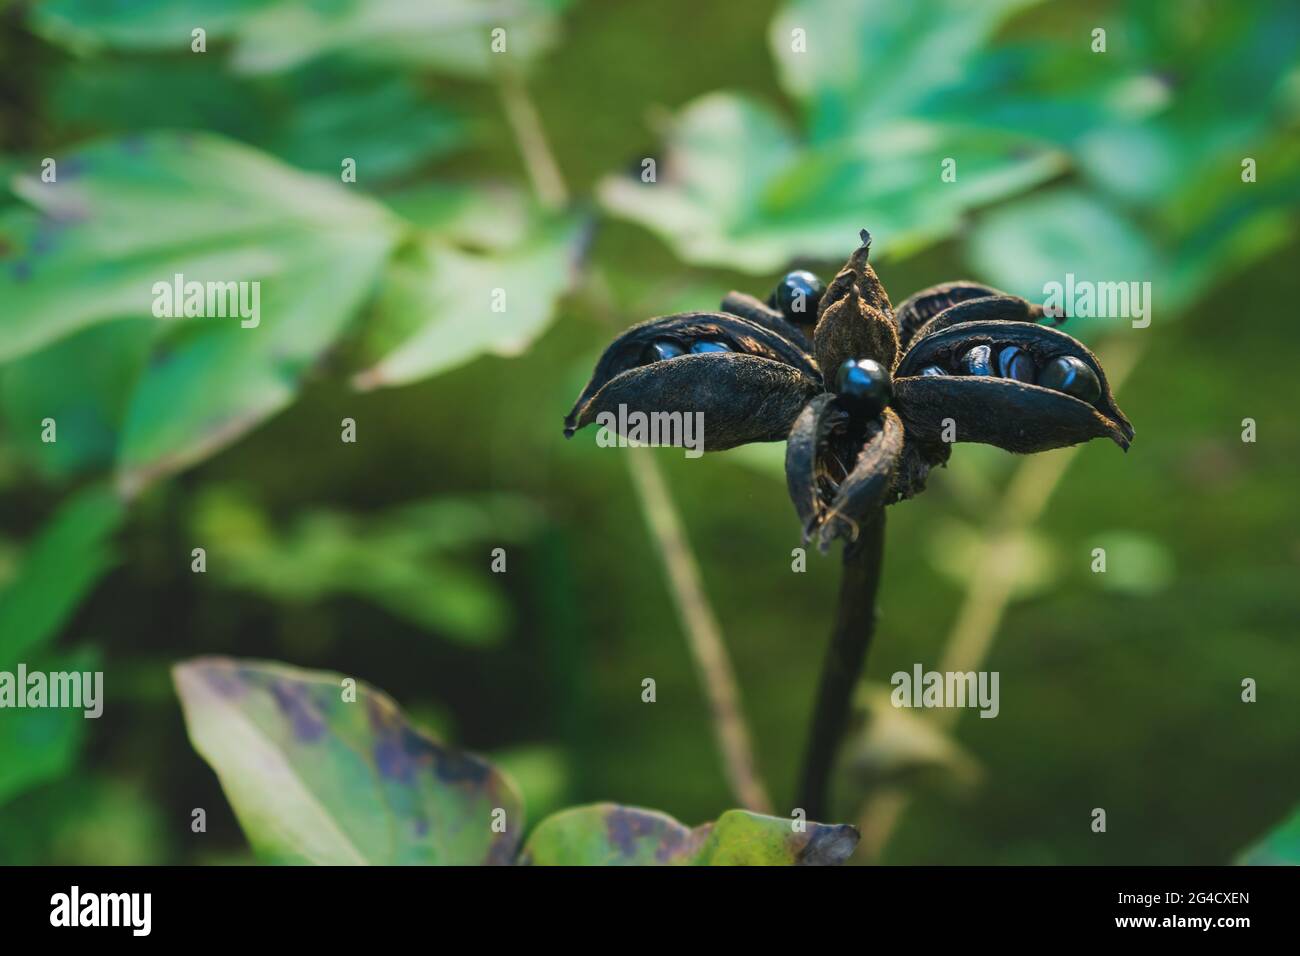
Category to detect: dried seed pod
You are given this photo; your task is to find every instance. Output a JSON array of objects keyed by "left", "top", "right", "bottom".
[
  {"left": 565, "top": 228, "right": 1133, "bottom": 547},
  {"left": 786, "top": 395, "right": 904, "bottom": 550},
  {"left": 565, "top": 311, "right": 819, "bottom": 435},
  {"left": 813, "top": 230, "right": 900, "bottom": 377},
  {"left": 893, "top": 320, "right": 1133, "bottom": 453},
  {"left": 719, "top": 290, "right": 810, "bottom": 346},
  {"left": 908, "top": 294, "right": 1045, "bottom": 344},
  {"left": 564, "top": 310, "right": 823, "bottom": 450},
  {"left": 893, "top": 281, "right": 1007, "bottom": 347}
]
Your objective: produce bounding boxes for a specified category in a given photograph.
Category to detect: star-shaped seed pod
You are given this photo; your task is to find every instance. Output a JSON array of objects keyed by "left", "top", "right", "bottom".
[{"left": 564, "top": 230, "right": 1133, "bottom": 551}]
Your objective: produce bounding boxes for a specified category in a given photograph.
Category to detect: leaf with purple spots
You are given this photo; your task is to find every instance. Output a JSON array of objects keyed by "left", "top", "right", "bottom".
[
  {"left": 520, "top": 803, "right": 859, "bottom": 866},
  {"left": 174, "top": 657, "right": 523, "bottom": 865}
]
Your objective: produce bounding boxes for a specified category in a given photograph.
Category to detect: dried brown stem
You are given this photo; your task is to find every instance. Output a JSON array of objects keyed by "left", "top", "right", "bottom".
[{"left": 797, "top": 508, "right": 886, "bottom": 820}]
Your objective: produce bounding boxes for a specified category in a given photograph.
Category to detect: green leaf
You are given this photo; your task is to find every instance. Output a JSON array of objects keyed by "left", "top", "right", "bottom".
[
  {"left": 262, "top": 67, "right": 469, "bottom": 180},
  {"left": 227, "top": 0, "right": 572, "bottom": 77},
  {"left": 0, "top": 319, "right": 157, "bottom": 478},
  {"left": 381, "top": 182, "right": 532, "bottom": 251},
  {"left": 114, "top": 230, "right": 394, "bottom": 494},
  {"left": 0, "top": 487, "right": 118, "bottom": 808},
  {"left": 963, "top": 188, "right": 1163, "bottom": 329},
  {"left": 770, "top": 0, "right": 1041, "bottom": 137},
  {"left": 32, "top": 0, "right": 573, "bottom": 77},
  {"left": 0, "top": 650, "right": 98, "bottom": 810},
  {"left": 598, "top": 91, "right": 1060, "bottom": 273},
  {"left": 50, "top": 60, "right": 468, "bottom": 183},
  {"left": 521, "top": 804, "right": 859, "bottom": 865},
  {"left": 190, "top": 489, "right": 539, "bottom": 645},
  {"left": 174, "top": 657, "right": 524, "bottom": 865},
  {"left": 0, "top": 486, "right": 123, "bottom": 664},
  {"left": 1238, "top": 804, "right": 1300, "bottom": 865},
  {"left": 353, "top": 214, "right": 583, "bottom": 389},
  {"left": 0, "top": 132, "right": 404, "bottom": 490},
  {"left": 30, "top": 0, "right": 271, "bottom": 51}
]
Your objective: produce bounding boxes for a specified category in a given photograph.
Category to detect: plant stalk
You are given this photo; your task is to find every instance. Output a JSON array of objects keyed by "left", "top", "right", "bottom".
[
  {"left": 496, "top": 71, "right": 772, "bottom": 814},
  {"left": 625, "top": 449, "right": 773, "bottom": 813},
  {"left": 797, "top": 507, "right": 887, "bottom": 820}
]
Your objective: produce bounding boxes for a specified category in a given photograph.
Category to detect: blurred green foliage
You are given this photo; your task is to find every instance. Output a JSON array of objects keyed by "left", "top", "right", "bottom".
[{"left": 0, "top": 0, "right": 1296, "bottom": 864}]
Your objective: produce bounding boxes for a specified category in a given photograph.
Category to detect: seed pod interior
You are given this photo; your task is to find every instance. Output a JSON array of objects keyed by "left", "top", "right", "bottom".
[
  {"left": 564, "top": 311, "right": 819, "bottom": 435},
  {"left": 896, "top": 319, "right": 1132, "bottom": 441}
]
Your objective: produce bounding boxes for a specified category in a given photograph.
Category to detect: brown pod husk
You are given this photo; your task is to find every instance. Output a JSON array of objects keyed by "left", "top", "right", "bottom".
[
  {"left": 720, "top": 291, "right": 812, "bottom": 348},
  {"left": 893, "top": 435, "right": 950, "bottom": 501},
  {"left": 907, "top": 295, "right": 1044, "bottom": 344},
  {"left": 785, "top": 395, "right": 904, "bottom": 550},
  {"left": 813, "top": 231, "right": 900, "bottom": 377},
  {"left": 567, "top": 352, "right": 822, "bottom": 451},
  {"left": 564, "top": 311, "right": 818, "bottom": 434},
  {"left": 785, "top": 394, "right": 843, "bottom": 535},
  {"left": 817, "top": 408, "right": 904, "bottom": 550},
  {"left": 893, "top": 375, "right": 1130, "bottom": 453},
  {"left": 895, "top": 319, "right": 1132, "bottom": 448},
  {"left": 894, "top": 281, "right": 1018, "bottom": 346}
]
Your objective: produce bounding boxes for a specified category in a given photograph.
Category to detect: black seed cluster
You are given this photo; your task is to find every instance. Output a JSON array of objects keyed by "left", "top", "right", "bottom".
[
  {"left": 639, "top": 338, "right": 733, "bottom": 365},
  {"left": 918, "top": 345, "right": 1102, "bottom": 404}
]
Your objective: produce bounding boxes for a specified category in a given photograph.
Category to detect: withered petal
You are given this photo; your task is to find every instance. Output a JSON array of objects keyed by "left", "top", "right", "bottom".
[
  {"left": 566, "top": 352, "right": 822, "bottom": 451},
  {"left": 813, "top": 230, "right": 900, "bottom": 376},
  {"left": 818, "top": 409, "right": 904, "bottom": 550},
  {"left": 785, "top": 395, "right": 904, "bottom": 551},
  {"left": 894, "top": 281, "right": 1035, "bottom": 347},
  {"left": 785, "top": 394, "right": 840, "bottom": 535},
  {"left": 895, "top": 319, "right": 1132, "bottom": 449},
  {"left": 719, "top": 291, "right": 812, "bottom": 348},
  {"left": 894, "top": 375, "right": 1130, "bottom": 453},
  {"left": 906, "top": 294, "right": 1045, "bottom": 345},
  {"left": 565, "top": 311, "right": 817, "bottom": 433}
]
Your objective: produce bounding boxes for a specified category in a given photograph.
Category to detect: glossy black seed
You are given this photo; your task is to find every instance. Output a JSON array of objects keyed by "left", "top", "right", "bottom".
[
  {"left": 690, "top": 340, "right": 731, "bottom": 354},
  {"left": 771, "top": 270, "right": 826, "bottom": 323},
  {"left": 997, "top": 345, "right": 1036, "bottom": 383},
  {"left": 640, "top": 339, "right": 685, "bottom": 363},
  {"left": 833, "top": 358, "right": 892, "bottom": 419},
  {"left": 960, "top": 345, "right": 994, "bottom": 376},
  {"left": 1038, "top": 355, "right": 1101, "bottom": 403},
  {"left": 918, "top": 364, "right": 947, "bottom": 377}
]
